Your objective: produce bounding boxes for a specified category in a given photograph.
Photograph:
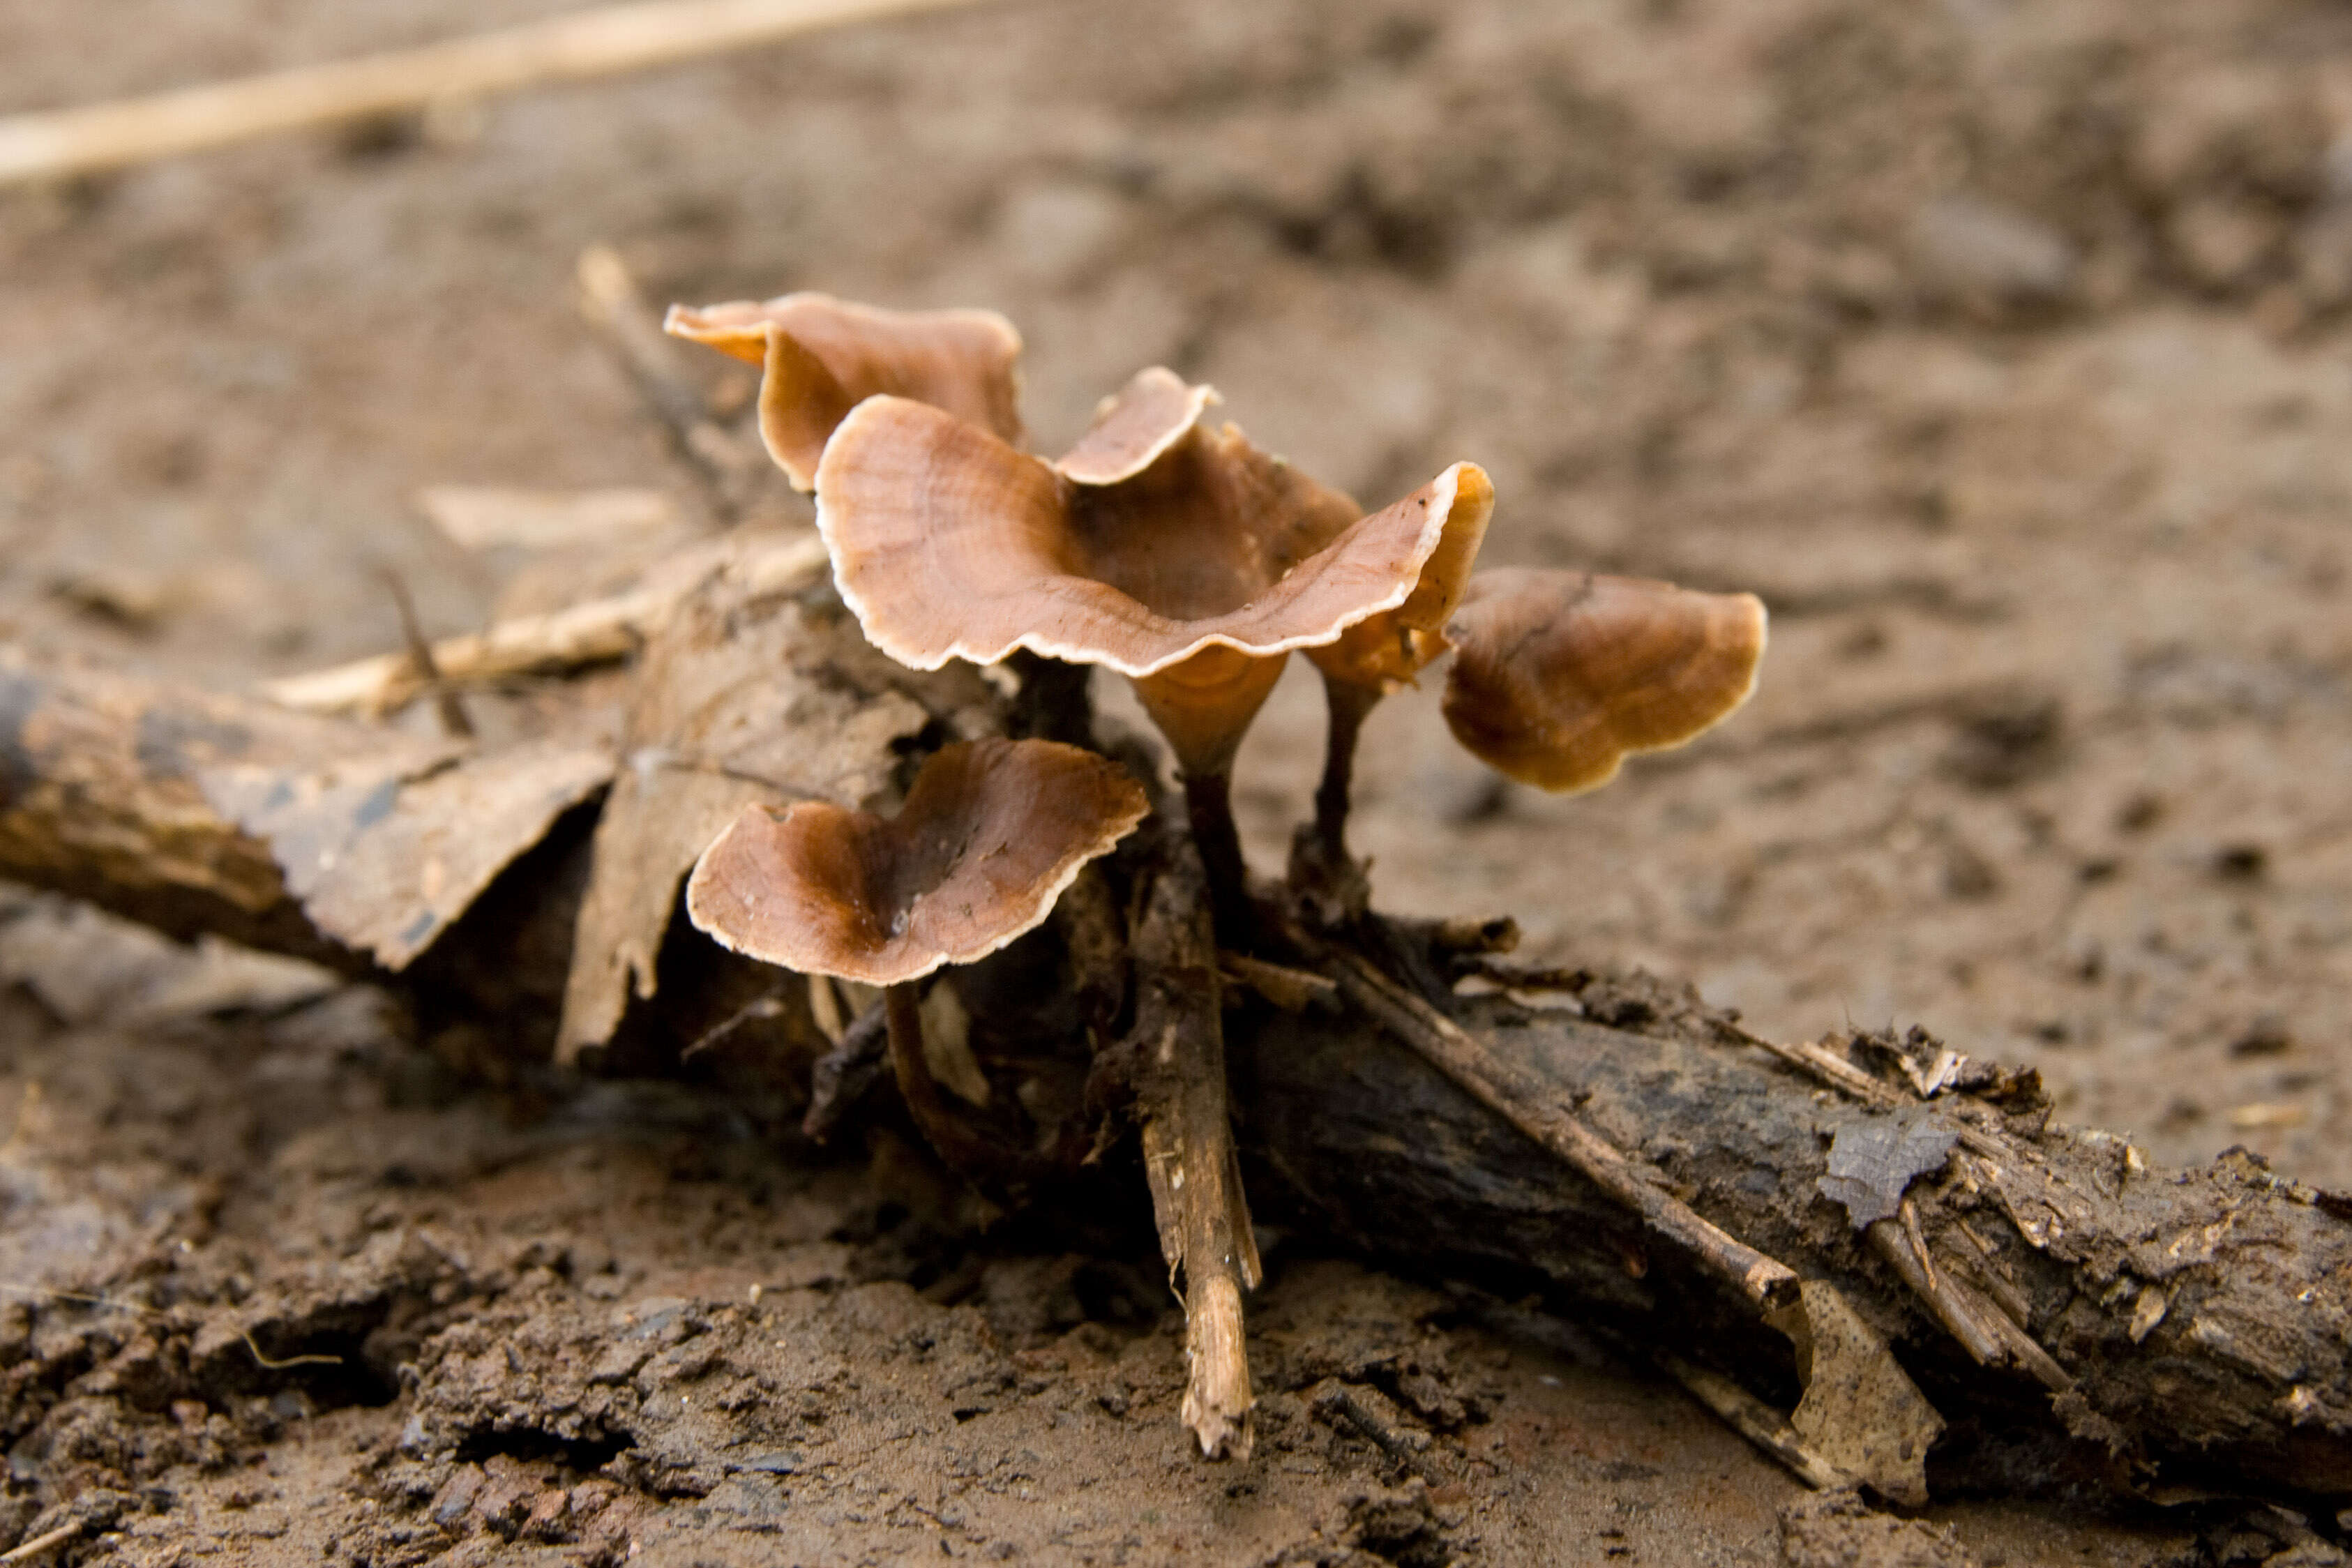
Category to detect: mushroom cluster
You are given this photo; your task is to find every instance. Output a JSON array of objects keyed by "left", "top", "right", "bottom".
[{"left": 664, "top": 289, "right": 1769, "bottom": 1456}]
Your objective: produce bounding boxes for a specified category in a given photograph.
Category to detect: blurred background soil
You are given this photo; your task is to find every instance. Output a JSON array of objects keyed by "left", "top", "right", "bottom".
[{"left": 3, "top": 0, "right": 2351, "bottom": 1562}]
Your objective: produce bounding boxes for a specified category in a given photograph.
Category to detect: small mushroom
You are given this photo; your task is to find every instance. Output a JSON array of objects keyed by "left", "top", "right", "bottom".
[
  {"left": 1440, "top": 567, "right": 1767, "bottom": 793},
  {"left": 685, "top": 737, "right": 1149, "bottom": 1175},
  {"left": 665, "top": 292, "right": 1024, "bottom": 490},
  {"left": 813, "top": 375, "right": 1488, "bottom": 936},
  {"left": 1297, "top": 463, "right": 1495, "bottom": 875}
]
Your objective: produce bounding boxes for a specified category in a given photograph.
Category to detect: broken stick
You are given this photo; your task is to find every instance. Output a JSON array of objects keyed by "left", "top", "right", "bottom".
[
  {"left": 261, "top": 527, "right": 828, "bottom": 716},
  {"left": 1131, "top": 843, "right": 1262, "bottom": 1460},
  {"left": 0, "top": 0, "right": 991, "bottom": 188}
]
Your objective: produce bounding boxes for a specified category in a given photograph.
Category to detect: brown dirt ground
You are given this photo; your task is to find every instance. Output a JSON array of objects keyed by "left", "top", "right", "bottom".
[{"left": 5, "top": 0, "right": 2352, "bottom": 1561}]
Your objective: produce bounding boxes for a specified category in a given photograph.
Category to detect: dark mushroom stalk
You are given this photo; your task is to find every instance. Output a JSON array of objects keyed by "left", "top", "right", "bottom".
[
  {"left": 810, "top": 370, "right": 1484, "bottom": 946},
  {"left": 684, "top": 738, "right": 1149, "bottom": 1186},
  {"left": 1439, "top": 566, "right": 1769, "bottom": 794},
  {"left": 1297, "top": 462, "right": 1494, "bottom": 878},
  {"left": 1308, "top": 675, "right": 1378, "bottom": 859}
]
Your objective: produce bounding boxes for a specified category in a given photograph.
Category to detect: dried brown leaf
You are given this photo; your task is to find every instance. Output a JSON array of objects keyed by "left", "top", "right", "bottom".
[{"left": 553, "top": 577, "right": 1000, "bottom": 1061}]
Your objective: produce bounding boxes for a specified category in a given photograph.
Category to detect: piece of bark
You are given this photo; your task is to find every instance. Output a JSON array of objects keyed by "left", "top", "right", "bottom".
[
  {"left": 1, "top": 641, "right": 2349, "bottom": 1502},
  {"left": 1778, "top": 1279, "right": 1945, "bottom": 1507},
  {"left": 203, "top": 734, "right": 610, "bottom": 970},
  {"left": 0, "top": 644, "right": 603, "bottom": 1043}
]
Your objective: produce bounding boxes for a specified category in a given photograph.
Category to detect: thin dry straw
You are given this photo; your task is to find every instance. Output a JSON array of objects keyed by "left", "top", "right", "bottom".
[{"left": 0, "top": 0, "right": 989, "bottom": 187}]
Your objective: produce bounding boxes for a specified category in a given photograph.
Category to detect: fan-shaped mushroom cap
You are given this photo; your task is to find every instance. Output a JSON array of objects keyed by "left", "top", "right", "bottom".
[
  {"left": 1441, "top": 567, "right": 1767, "bottom": 794},
  {"left": 664, "top": 293, "right": 1024, "bottom": 490},
  {"left": 686, "top": 738, "right": 1149, "bottom": 988},
  {"left": 1307, "top": 462, "right": 1495, "bottom": 694},
  {"left": 1055, "top": 366, "right": 1221, "bottom": 487},
  {"left": 815, "top": 393, "right": 1489, "bottom": 774}
]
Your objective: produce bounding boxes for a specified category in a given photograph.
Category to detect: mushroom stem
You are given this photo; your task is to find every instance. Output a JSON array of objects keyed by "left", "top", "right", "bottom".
[
  {"left": 1005, "top": 649, "right": 1094, "bottom": 747},
  {"left": 1181, "top": 769, "right": 1253, "bottom": 944},
  {"left": 882, "top": 982, "right": 1001, "bottom": 1184},
  {"left": 1309, "top": 676, "right": 1380, "bottom": 861}
]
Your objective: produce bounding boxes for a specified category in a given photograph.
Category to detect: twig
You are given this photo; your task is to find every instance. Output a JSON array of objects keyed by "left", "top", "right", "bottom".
[
  {"left": 1722, "top": 1022, "right": 2043, "bottom": 1179},
  {"left": 1132, "top": 846, "right": 1260, "bottom": 1459},
  {"left": 1296, "top": 919, "right": 1799, "bottom": 1312},
  {"left": 1899, "top": 1196, "right": 1938, "bottom": 1295},
  {"left": 262, "top": 529, "right": 829, "bottom": 716},
  {"left": 1733, "top": 1026, "right": 1908, "bottom": 1110},
  {"left": 1219, "top": 952, "right": 1337, "bottom": 1011},
  {"left": 1866, "top": 1219, "right": 2007, "bottom": 1369},
  {"left": 681, "top": 986, "right": 788, "bottom": 1061},
  {"left": 1465, "top": 960, "right": 1589, "bottom": 993},
  {"left": 418, "top": 485, "right": 681, "bottom": 552},
  {"left": 1309, "top": 1379, "right": 1432, "bottom": 1467},
  {"left": 1656, "top": 1352, "right": 1848, "bottom": 1491},
  {"left": 0, "top": 1523, "right": 82, "bottom": 1565},
  {"left": 575, "top": 245, "right": 758, "bottom": 504},
  {"left": 0, "top": 1283, "right": 158, "bottom": 1314},
  {"left": 802, "top": 1000, "right": 889, "bottom": 1142},
  {"left": 1950, "top": 1219, "right": 2035, "bottom": 1329},
  {"left": 1960, "top": 1274, "right": 2073, "bottom": 1392},
  {"left": 0, "top": 0, "right": 992, "bottom": 187},
  {"left": 242, "top": 1328, "right": 344, "bottom": 1371},
  {"left": 375, "top": 565, "right": 474, "bottom": 739}
]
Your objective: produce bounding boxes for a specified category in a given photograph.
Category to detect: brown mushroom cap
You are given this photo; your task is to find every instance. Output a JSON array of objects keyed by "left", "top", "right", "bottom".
[
  {"left": 815, "top": 393, "right": 1488, "bottom": 775},
  {"left": 815, "top": 391, "right": 1446, "bottom": 677},
  {"left": 1307, "top": 462, "right": 1495, "bottom": 694},
  {"left": 1055, "top": 366, "right": 1221, "bottom": 487},
  {"left": 665, "top": 293, "right": 1024, "bottom": 490},
  {"left": 685, "top": 738, "right": 1149, "bottom": 988},
  {"left": 1440, "top": 567, "right": 1767, "bottom": 794}
]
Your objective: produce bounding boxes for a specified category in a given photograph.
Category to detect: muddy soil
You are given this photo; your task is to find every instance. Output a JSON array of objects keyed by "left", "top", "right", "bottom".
[{"left": 5, "top": 0, "right": 2352, "bottom": 1561}]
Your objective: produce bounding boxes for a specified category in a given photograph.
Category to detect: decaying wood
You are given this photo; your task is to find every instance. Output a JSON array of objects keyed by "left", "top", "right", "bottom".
[
  {"left": 0, "top": 645, "right": 612, "bottom": 1021},
  {"left": 0, "top": 0, "right": 992, "bottom": 188},
  {"left": 1286, "top": 920, "right": 1798, "bottom": 1313},
  {"left": 1, "top": 638, "right": 2349, "bottom": 1506},
  {"left": 1242, "top": 976, "right": 2352, "bottom": 1500}
]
